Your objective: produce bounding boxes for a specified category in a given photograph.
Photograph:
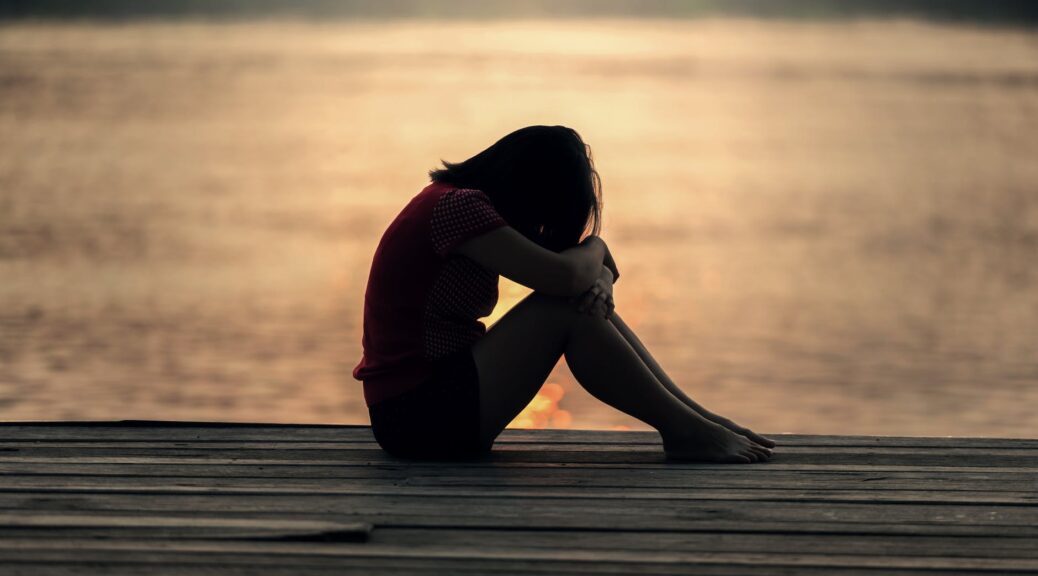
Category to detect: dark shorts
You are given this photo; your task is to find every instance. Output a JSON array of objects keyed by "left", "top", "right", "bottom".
[{"left": 368, "top": 347, "right": 492, "bottom": 460}]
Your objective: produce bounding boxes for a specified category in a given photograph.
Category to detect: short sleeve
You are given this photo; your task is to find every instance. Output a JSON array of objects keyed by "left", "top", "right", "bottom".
[{"left": 430, "top": 188, "right": 508, "bottom": 257}]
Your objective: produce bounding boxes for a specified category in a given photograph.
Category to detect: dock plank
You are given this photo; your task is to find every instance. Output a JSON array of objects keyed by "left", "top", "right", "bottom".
[
  {"left": 5, "top": 439, "right": 1038, "bottom": 468},
  {"left": 0, "top": 422, "right": 1035, "bottom": 575},
  {"left": 2, "top": 422, "right": 1036, "bottom": 449},
  {"left": 0, "top": 478, "right": 1035, "bottom": 505},
  {"left": 2, "top": 539, "right": 1038, "bottom": 573}
]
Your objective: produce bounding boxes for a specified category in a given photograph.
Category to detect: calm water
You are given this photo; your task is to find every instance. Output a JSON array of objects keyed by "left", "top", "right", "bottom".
[{"left": 2, "top": 19, "right": 1037, "bottom": 436}]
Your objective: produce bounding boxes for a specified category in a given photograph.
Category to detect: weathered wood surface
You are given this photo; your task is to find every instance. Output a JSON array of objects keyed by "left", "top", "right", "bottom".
[{"left": 0, "top": 422, "right": 1035, "bottom": 575}]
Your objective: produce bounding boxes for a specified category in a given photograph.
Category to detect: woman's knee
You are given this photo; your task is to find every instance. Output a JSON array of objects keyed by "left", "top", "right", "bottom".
[
  {"left": 524, "top": 291, "right": 581, "bottom": 316},
  {"left": 525, "top": 291, "right": 611, "bottom": 332},
  {"left": 479, "top": 291, "right": 598, "bottom": 354}
]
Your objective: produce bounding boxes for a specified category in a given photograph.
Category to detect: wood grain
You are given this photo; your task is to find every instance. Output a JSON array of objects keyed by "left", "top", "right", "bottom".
[{"left": 1, "top": 422, "right": 1035, "bottom": 575}]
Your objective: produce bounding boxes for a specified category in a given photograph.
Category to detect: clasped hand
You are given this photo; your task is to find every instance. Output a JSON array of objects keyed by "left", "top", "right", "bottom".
[{"left": 571, "top": 265, "right": 615, "bottom": 318}]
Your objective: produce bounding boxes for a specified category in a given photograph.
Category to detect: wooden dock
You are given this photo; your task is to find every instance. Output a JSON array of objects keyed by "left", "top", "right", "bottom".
[{"left": 0, "top": 421, "right": 1035, "bottom": 575}]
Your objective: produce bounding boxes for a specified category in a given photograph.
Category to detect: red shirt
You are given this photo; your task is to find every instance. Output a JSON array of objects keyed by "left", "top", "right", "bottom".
[{"left": 353, "top": 181, "right": 509, "bottom": 406}]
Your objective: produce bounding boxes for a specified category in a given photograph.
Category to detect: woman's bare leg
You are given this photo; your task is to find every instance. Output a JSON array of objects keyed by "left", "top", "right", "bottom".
[
  {"left": 471, "top": 292, "right": 771, "bottom": 463},
  {"left": 608, "top": 313, "right": 776, "bottom": 448}
]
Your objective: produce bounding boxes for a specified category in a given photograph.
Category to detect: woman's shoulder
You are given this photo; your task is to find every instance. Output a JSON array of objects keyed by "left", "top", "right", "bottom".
[
  {"left": 398, "top": 181, "right": 455, "bottom": 215},
  {"left": 424, "top": 183, "right": 507, "bottom": 257},
  {"left": 421, "top": 180, "right": 486, "bottom": 198},
  {"left": 392, "top": 183, "right": 495, "bottom": 231},
  {"left": 416, "top": 182, "right": 495, "bottom": 215}
]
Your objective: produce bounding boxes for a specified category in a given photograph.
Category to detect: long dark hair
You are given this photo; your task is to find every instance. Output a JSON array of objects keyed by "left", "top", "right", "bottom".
[{"left": 428, "top": 125, "right": 602, "bottom": 252}]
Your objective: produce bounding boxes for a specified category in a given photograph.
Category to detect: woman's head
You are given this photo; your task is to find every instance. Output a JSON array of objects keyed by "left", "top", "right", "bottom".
[{"left": 429, "top": 125, "right": 602, "bottom": 252}]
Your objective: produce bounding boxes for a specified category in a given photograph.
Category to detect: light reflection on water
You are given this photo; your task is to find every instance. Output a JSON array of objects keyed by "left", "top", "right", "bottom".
[{"left": 1, "top": 20, "right": 1036, "bottom": 437}]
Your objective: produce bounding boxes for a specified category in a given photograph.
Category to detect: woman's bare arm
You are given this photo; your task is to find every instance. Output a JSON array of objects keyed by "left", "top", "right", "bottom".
[{"left": 452, "top": 226, "right": 606, "bottom": 297}]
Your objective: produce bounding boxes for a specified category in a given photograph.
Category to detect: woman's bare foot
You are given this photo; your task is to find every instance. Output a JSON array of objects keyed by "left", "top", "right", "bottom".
[
  {"left": 704, "top": 414, "right": 777, "bottom": 448},
  {"left": 662, "top": 422, "right": 773, "bottom": 463}
]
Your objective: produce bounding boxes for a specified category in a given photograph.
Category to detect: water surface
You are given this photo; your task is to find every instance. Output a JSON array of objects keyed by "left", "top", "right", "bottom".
[{"left": 2, "top": 20, "right": 1037, "bottom": 436}]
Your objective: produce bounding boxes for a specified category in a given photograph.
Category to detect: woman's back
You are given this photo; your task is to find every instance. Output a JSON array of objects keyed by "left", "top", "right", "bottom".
[{"left": 352, "top": 181, "right": 508, "bottom": 406}]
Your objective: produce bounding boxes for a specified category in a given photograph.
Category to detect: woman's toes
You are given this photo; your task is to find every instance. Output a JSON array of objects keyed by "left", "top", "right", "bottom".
[
  {"left": 747, "top": 431, "right": 776, "bottom": 448},
  {"left": 739, "top": 427, "right": 772, "bottom": 446},
  {"left": 738, "top": 426, "right": 772, "bottom": 447},
  {"left": 745, "top": 443, "right": 770, "bottom": 461}
]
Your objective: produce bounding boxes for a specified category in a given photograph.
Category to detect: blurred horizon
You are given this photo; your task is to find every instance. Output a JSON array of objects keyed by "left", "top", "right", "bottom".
[{"left": 2, "top": 0, "right": 1038, "bottom": 27}]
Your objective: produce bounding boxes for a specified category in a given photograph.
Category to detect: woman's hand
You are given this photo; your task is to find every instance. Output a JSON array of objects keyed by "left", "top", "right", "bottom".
[{"left": 572, "top": 265, "right": 615, "bottom": 318}]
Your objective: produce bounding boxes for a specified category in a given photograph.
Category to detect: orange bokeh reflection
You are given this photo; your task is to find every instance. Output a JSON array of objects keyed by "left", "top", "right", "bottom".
[{"left": 507, "top": 381, "right": 570, "bottom": 429}]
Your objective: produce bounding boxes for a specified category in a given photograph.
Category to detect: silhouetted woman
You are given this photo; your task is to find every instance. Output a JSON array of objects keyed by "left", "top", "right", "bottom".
[{"left": 354, "top": 125, "right": 775, "bottom": 462}]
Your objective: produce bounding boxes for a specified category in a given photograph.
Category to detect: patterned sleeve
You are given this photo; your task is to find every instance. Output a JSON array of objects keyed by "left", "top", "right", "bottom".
[{"left": 429, "top": 188, "right": 508, "bottom": 257}]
